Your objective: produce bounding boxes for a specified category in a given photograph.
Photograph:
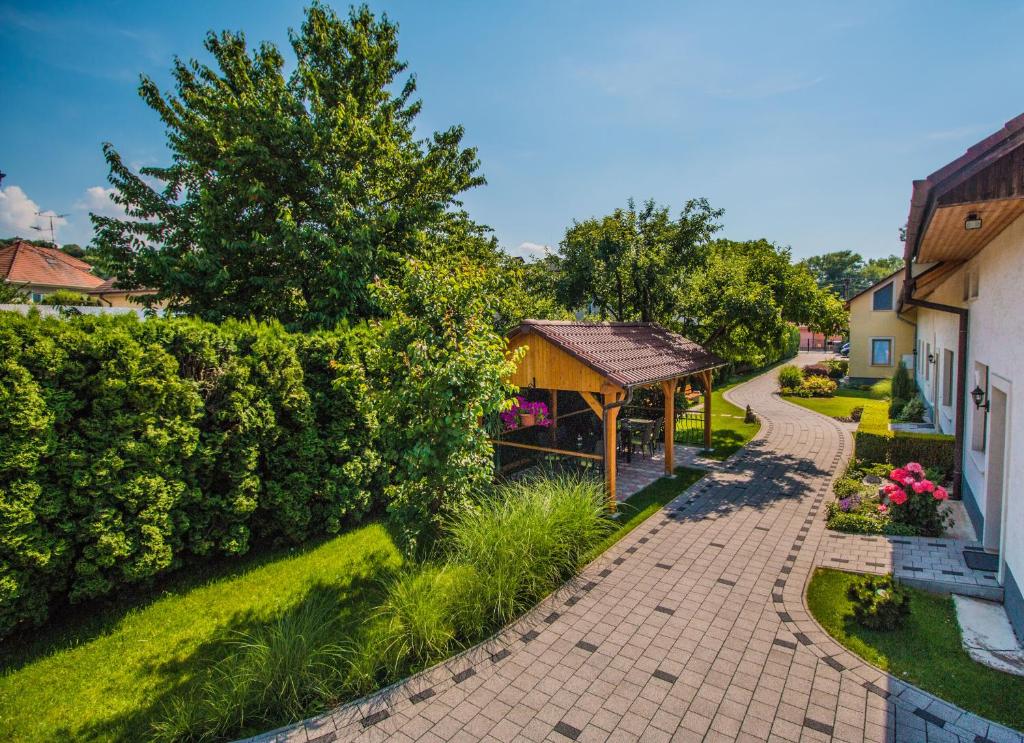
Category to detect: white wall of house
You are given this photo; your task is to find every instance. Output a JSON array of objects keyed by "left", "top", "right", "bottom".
[{"left": 914, "top": 213, "right": 1024, "bottom": 618}]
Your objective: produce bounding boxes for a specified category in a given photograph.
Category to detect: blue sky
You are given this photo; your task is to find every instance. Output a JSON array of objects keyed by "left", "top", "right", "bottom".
[{"left": 1, "top": 1, "right": 1022, "bottom": 259}]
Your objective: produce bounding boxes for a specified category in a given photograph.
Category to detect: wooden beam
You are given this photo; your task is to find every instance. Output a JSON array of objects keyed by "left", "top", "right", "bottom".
[
  {"left": 581, "top": 391, "right": 604, "bottom": 418},
  {"left": 702, "top": 370, "right": 713, "bottom": 452},
  {"left": 603, "top": 404, "right": 620, "bottom": 510},
  {"left": 662, "top": 378, "right": 677, "bottom": 475},
  {"left": 489, "top": 439, "right": 603, "bottom": 461}
]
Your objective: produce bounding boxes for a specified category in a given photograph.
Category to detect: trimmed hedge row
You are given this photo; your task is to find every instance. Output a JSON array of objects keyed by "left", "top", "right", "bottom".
[
  {"left": 854, "top": 400, "right": 955, "bottom": 469},
  {"left": 0, "top": 261, "right": 514, "bottom": 639}
]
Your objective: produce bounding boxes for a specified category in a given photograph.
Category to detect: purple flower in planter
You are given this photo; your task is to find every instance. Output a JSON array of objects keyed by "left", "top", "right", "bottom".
[{"left": 838, "top": 495, "right": 861, "bottom": 513}]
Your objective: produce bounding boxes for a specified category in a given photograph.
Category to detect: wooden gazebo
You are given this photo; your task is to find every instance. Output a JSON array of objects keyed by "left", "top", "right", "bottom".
[{"left": 497, "top": 320, "right": 726, "bottom": 506}]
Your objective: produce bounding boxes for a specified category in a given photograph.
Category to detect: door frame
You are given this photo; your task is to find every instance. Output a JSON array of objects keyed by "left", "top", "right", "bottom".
[{"left": 984, "top": 374, "right": 1011, "bottom": 583}]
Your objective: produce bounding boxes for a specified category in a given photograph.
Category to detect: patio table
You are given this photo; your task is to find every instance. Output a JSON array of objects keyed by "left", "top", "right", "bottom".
[{"left": 620, "top": 417, "right": 656, "bottom": 463}]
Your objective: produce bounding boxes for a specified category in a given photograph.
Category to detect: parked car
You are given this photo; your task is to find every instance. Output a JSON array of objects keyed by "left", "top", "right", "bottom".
[{"left": 838, "top": 342, "right": 850, "bottom": 356}]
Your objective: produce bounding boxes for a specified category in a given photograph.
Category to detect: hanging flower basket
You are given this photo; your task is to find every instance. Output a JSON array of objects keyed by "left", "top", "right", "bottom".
[{"left": 501, "top": 396, "right": 552, "bottom": 431}]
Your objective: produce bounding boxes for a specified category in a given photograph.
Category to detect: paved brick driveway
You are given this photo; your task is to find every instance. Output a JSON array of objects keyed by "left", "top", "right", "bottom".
[{"left": 253, "top": 356, "right": 1023, "bottom": 743}]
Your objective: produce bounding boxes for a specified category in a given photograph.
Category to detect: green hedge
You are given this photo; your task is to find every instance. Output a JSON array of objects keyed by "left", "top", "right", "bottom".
[
  {"left": 854, "top": 400, "right": 955, "bottom": 469},
  {"left": 0, "top": 260, "right": 513, "bottom": 638}
]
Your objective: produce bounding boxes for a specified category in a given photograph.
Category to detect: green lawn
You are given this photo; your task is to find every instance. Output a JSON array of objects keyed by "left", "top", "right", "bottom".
[
  {"left": 0, "top": 469, "right": 705, "bottom": 743},
  {"left": 807, "top": 568, "right": 1024, "bottom": 731},
  {"left": 0, "top": 524, "right": 404, "bottom": 742},
  {"left": 782, "top": 388, "right": 888, "bottom": 420},
  {"left": 677, "top": 372, "right": 763, "bottom": 461}
]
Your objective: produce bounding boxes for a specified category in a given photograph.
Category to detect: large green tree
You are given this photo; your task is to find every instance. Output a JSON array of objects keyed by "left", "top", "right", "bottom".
[
  {"left": 802, "top": 250, "right": 903, "bottom": 298},
  {"left": 678, "top": 239, "right": 846, "bottom": 365},
  {"left": 556, "top": 198, "right": 723, "bottom": 321},
  {"left": 93, "top": 3, "right": 485, "bottom": 329}
]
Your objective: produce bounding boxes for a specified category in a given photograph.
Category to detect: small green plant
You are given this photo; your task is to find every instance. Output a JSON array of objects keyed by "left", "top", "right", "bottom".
[
  {"left": 846, "top": 574, "right": 910, "bottom": 631},
  {"left": 896, "top": 395, "right": 926, "bottom": 423},
  {"left": 826, "top": 510, "right": 886, "bottom": 534},
  {"left": 802, "top": 363, "right": 830, "bottom": 378},
  {"left": 38, "top": 289, "right": 101, "bottom": 306},
  {"left": 822, "top": 358, "right": 848, "bottom": 379},
  {"left": 778, "top": 364, "right": 803, "bottom": 391},
  {"left": 889, "top": 397, "right": 906, "bottom": 419}
]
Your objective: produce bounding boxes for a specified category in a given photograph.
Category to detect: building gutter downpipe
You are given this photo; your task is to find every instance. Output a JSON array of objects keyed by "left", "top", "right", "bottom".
[{"left": 901, "top": 263, "right": 967, "bottom": 498}]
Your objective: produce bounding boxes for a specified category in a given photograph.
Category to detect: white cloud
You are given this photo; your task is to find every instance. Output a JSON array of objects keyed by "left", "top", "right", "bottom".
[
  {"left": 76, "top": 186, "right": 129, "bottom": 219},
  {"left": 513, "top": 241, "right": 553, "bottom": 259},
  {"left": 0, "top": 185, "right": 66, "bottom": 241}
]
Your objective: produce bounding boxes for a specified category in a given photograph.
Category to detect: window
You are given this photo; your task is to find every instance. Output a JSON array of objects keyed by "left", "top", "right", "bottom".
[
  {"left": 872, "top": 282, "right": 894, "bottom": 311},
  {"left": 963, "top": 266, "right": 980, "bottom": 301},
  {"left": 871, "top": 338, "right": 893, "bottom": 366},
  {"left": 942, "top": 349, "right": 954, "bottom": 407},
  {"left": 31, "top": 292, "right": 43, "bottom": 303},
  {"left": 971, "top": 362, "right": 988, "bottom": 452}
]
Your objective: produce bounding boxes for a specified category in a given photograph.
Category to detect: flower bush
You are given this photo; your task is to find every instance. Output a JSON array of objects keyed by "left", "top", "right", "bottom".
[
  {"left": 881, "top": 461, "right": 951, "bottom": 537},
  {"left": 500, "top": 396, "right": 552, "bottom": 430},
  {"left": 779, "top": 364, "right": 837, "bottom": 397},
  {"left": 826, "top": 459, "right": 943, "bottom": 536},
  {"left": 802, "top": 363, "right": 830, "bottom": 378},
  {"left": 793, "top": 375, "right": 838, "bottom": 397}
]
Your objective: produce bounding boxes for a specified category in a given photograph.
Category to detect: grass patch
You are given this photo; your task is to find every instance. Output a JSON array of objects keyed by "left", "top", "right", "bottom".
[
  {"left": 807, "top": 568, "right": 1024, "bottom": 731},
  {"left": 783, "top": 389, "right": 888, "bottom": 420},
  {"left": 585, "top": 467, "right": 705, "bottom": 561},
  {"left": 678, "top": 370, "right": 763, "bottom": 461},
  {"left": 0, "top": 523, "right": 403, "bottom": 742}
]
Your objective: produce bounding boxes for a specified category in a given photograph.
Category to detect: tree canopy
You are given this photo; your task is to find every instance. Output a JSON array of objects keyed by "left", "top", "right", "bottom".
[
  {"left": 802, "top": 250, "right": 903, "bottom": 299},
  {"left": 93, "top": 3, "right": 487, "bottom": 330},
  {"left": 550, "top": 198, "right": 847, "bottom": 365}
]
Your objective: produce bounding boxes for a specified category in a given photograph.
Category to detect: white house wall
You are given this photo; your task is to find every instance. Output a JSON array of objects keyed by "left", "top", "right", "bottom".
[{"left": 915, "top": 212, "right": 1024, "bottom": 638}]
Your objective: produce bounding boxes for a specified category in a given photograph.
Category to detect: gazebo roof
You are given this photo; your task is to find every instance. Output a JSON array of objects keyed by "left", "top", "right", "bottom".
[{"left": 508, "top": 320, "right": 726, "bottom": 388}]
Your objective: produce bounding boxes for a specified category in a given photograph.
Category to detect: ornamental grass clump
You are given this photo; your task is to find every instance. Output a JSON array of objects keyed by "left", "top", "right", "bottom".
[
  {"left": 881, "top": 462, "right": 952, "bottom": 537},
  {"left": 847, "top": 574, "right": 910, "bottom": 631},
  {"left": 446, "top": 475, "right": 611, "bottom": 627}
]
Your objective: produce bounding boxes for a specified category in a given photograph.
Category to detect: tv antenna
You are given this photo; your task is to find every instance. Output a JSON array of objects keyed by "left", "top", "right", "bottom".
[{"left": 32, "top": 211, "right": 68, "bottom": 246}]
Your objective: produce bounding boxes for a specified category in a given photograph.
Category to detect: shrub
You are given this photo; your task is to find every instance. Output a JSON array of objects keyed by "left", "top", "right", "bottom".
[
  {"left": 826, "top": 510, "right": 886, "bottom": 534},
  {"left": 881, "top": 462, "right": 952, "bottom": 537},
  {"left": 446, "top": 475, "right": 611, "bottom": 627},
  {"left": 833, "top": 477, "right": 865, "bottom": 499},
  {"left": 823, "top": 359, "right": 848, "bottom": 379},
  {"left": 802, "top": 363, "right": 830, "bottom": 378},
  {"left": 892, "top": 362, "right": 914, "bottom": 401},
  {"left": 796, "top": 376, "right": 838, "bottom": 397},
  {"left": 889, "top": 396, "right": 907, "bottom": 419},
  {"left": 778, "top": 364, "right": 803, "bottom": 391},
  {"left": 847, "top": 574, "right": 910, "bottom": 631},
  {"left": 854, "top": 401, "right": 954, "bottom": 469},
  {"left": 896, "top": 395, "right": 926, "bottom": 423}
]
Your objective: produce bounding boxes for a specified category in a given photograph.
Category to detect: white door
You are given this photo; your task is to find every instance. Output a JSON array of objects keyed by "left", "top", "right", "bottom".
[{"left": 984, "top": 386, "right": 1008, "bottom": 557}]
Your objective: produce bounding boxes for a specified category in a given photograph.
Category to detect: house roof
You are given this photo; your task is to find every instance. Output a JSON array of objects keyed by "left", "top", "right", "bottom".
[
  {"left": 904, "top": 112, "right": 1024, "bottom": 264},
  {"left": 0, "top": 240, "right": 105, "bottom": 290},
  {"left": 843, "top": 268, "right": 903, "bottom": 308},
  {"left": 508, "top": 320, "right": 726, "bottom": 388}
]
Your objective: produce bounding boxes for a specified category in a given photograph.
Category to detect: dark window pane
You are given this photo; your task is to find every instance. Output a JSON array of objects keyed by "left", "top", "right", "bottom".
[{"left": 872, "top": 283, "right": 893, "bottom": 310}]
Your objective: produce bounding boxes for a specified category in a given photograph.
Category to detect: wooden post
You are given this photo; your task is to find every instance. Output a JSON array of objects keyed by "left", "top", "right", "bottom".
[
  {"left": 662, "top": 378, "right": 677, "bottom": 475},
  {"left": 603, "top": 403, "right": 620, "bottom": 510},
  {"left": 550, "top": 389, "right": 558, "bottom": 435},
  {"left": 702, "top": 370, "right": 713, "bottom": 452}
]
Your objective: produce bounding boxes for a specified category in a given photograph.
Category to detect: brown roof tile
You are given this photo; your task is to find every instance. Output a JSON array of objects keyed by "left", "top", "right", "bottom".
[
  {"left": 0, "top": 240, "right": 105, "bottom": 290},
  {"left": 509, "top": 320, "right": 726, "bottom": 388}
]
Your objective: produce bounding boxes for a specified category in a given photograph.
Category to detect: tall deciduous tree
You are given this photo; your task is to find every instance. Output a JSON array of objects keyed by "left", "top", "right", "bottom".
[
  {"left": 93, "top": 3, "right": 485, "bottom": 329},
  {"left": 556, "top": 198, "right": 723, "bottom": 321},
  {"left": 802, "top": 250, "right": 903, "bottom": 298}
]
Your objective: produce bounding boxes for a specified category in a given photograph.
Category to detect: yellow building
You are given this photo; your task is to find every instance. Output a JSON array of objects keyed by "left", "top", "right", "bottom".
[{"left": 845, "top": 269, "right": 916, "bottom": 381}]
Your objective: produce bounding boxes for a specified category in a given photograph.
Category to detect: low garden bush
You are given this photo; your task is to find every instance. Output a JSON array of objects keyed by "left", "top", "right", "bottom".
[
  {"left": 792, "top": 375, "right": 837, "bottom": 397},
  {"left": 778, "top": 364, "right": 803, "bottom": 391},
  {"left": 802, "top": 363, "right": 830, "bottom": 378},
  {"left": 822, "top": 358, "right": 848, "bottom": 379},
  {"left": 895, "top": 394, "right": 926, "bottom": 422},
  {"left": 847, "top": 574, "right": 910, "bottom": 631}
]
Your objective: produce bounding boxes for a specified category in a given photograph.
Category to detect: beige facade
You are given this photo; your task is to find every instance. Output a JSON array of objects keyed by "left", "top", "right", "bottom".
[{"left": 846, "top": 270, "right": 915, "bottom": 380}]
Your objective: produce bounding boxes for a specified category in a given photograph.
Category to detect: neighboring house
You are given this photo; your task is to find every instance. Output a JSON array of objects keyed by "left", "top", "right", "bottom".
[
  {"left": 796, "top": 325, "right": 843, "bottom": 352},
  {"left": 0, "top": 239, "right": 158, "bottom": 307},
  {"left": 0, "top": 239, "right": 105, "bottom": 300},
  {"left": 844, "top": 269, "right": 915, "bottom": 381},
  {"left": 87, "top": 277, "right": 161, "bottom": 308},
  {"left": 900, "top": 112, "right": 1024, "bottom": 638}
]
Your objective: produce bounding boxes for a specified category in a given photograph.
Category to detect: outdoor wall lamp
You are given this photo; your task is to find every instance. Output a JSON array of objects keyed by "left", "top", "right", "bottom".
[
  {"left": 970, "top": 385, "right": 990, "bottom": 411},
  {"left": 965, "top": 212, "right": 983, "bottom": 231},
  {"left": 927, "top": 353, "right": 937, "bottom": 364}
]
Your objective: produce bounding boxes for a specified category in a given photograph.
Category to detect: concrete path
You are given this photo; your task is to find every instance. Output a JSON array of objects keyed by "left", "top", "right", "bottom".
[{"left": 254, "top": 355, "right": 1023, "bottom": 743}]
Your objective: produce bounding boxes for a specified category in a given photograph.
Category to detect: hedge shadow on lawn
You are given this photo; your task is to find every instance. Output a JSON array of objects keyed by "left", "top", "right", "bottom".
[{"left": 0, "top": 531, "right": 366, "bottom": 676}]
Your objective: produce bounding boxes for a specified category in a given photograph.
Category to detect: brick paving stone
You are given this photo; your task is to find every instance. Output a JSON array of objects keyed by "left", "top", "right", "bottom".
[{"left": 246, "top": 354, "right": 1023, "bottom": 743}]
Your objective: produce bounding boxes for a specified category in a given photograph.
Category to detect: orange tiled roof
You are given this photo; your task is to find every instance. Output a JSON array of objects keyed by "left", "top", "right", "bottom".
[{"left": 0, "top": 240, "right": 105, "bottom": 290}]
